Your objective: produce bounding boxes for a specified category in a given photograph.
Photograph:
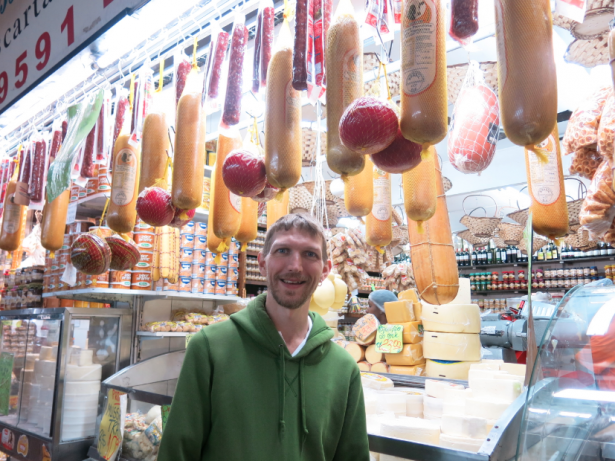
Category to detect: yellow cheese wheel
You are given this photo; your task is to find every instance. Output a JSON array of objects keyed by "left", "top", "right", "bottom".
[
  {"left": 423, "top": 332, "right": 482, "bottom": 362},
  {"left": 370, "top": 362, "right": 389, "bottom": 374},
  {"left": 365, "top": 344, "right": 385, "bottom": 364},
  {"left": 389, "top": 364, "right": 426, "bottom": 376},
  {"left": 385, "top": 344, "right": 424, "bottom": 366}
]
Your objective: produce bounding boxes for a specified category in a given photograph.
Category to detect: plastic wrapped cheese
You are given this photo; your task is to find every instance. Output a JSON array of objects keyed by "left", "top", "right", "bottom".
[
  {"left": 361, "top": 372, "right": 394, "bottom": 390},
  {"left": 466, "top": 397, "right": 510, "bottom": 421},
  {"left": 385, "top": 344, "right": 423, "bottom": 366},
  {"left": 384, "top": 300, "right": 415, "bottom": 323},
  {"left": 421, "top": 304, "right": 481, "bottom": 334},
  {"left": 388, "top": 364, "right": 425, "bottom": 376},
  {"left": 391, "top": 321, "right": 422, "bottom": 344},
  {"left": 352, "top": 314, "right": 379, "bottom": 345},
  {"left": 423, "top": 332, "right": 482, "bottom": 361},
  {"left": 378, "top": 392, "right": 407, "bottom": 417},
  {"left": 425, "top": 379, "right": 464, "bottom": 399},
  {"left": 470, "top": 377, "right": 522, "bottom": 404},
  {"left": 365, "top": 344, "right": 385, "bottom": 364},
  {"left": 380, "top": 417, "right": 441, "bottom": 445},
  {"left": 441, "top": 414, "right": 488, "bottom": 439}
]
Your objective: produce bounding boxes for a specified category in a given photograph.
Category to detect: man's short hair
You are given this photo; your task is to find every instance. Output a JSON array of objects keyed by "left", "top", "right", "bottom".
[{"left": 262, "top": 213, "right": 328, "bottom": 263}]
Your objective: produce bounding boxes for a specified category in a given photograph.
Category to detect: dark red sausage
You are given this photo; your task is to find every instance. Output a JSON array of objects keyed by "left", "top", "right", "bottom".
[
  {"left": 20, "top": 147, "right": 31, "bottom": 185},
  {"left": 131, "top": 81, "right": 140, "bottom": 135},
  {"left": 96, "top": 102, "right": 105, "bottom": 162},
  {"left": 207, "top": 31, "right": 230, "bottom": 99},
  {"left": 292, "top": 0, "right": 309, "bottom": 91},
  {"left": 61, "top": 121, "right": 68, "bottom": 142},
  {"left": 111, "top": 97, "right": 129, "bottom": 171},
  {"left": 450, "top": 0, "right": 479, "bottom": 42},
  {"left": 29, "top": 140, "right": 46, "bottom": 202},
  {"left": 175, "top": 58, "right": 192, "bottom": 107},
  {"left": 253, "top": 9, "right": 263, "bottom": 94},
  {"left": 260, "top": 6, "right": 274, "bottom": 87},
  {"left": 49, "top": 130, "right": 62, "bottom": 161},
  {"left": 222, "top": 20, "right": 248, "bottom": 126},
  {"left": 81, "top": 125, "right": 97, "bottom": 178}
]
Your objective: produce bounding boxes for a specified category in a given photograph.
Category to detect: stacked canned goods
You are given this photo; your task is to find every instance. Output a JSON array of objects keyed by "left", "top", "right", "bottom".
[
  {"left": 540, "top": 267, "right": 598, "bottom": 289},
  {"left": 130, "top": 220, "right": 155, "bottom": 291}
]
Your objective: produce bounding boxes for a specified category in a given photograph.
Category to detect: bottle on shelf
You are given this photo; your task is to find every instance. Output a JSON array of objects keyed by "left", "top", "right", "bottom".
[
  {"left": 552, "top": 243, "right": 558, "bottom": 260},
  {"left": 537, "top": 246, "right": 545, "bottom": 261},
  {"left": 501, "top": 246, "right": 508, "bottom": 264},
  {"left": 546, "top": 243, "right": 553, "bottom": 261},
  {"left": 608, "top": 243, "right": 615, "bottom": 256},
  {"left": 471, "top": 248, "right": 477, "bottom": 266},
  {"left": 600, "top": 242, "right": 608, "bottom": 257},
  {"left": 487, "top": 244, "right": 493, "bottom": 264}
]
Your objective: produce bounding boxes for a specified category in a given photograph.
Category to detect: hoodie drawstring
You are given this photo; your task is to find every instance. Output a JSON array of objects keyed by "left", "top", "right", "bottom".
[
  {"left": 278, "top": 345, "right": 286, "bottom": 437},
  {"left": 299, "top": 358, "right": 309, "bottom": 452}
]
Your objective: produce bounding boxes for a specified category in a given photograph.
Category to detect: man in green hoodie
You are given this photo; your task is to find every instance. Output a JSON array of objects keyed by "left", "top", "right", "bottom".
[{"left": 158, "top": 214, "right": 370, "bottom": 461}]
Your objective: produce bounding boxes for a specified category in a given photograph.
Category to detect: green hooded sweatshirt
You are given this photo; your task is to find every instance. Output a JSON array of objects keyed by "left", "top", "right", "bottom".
[{"left": 157, "top": 293, "right": 370, "bottom": 461}]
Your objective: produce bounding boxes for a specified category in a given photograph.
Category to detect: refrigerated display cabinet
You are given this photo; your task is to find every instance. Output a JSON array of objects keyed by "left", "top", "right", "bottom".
[{"left": 0, "top": 308, "right": 131, "bottom": 461}]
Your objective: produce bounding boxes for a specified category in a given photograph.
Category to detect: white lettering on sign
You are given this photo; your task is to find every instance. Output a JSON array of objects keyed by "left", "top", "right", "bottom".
[{"left": 0, "top": 0, "right": 144, "bottom": 114}]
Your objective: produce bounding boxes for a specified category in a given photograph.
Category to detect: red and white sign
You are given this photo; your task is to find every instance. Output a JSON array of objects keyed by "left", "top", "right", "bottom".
[
  {"left": 556, "top": 0, "right": 587, "bottom": 23},
  {"left": 0, "top": 0, "right": 146, "bottom": 114}
]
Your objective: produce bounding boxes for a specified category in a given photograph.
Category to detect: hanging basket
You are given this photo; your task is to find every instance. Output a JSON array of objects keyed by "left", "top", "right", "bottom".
[
  {"left": 290, "top": 185, "right": 313, "bottom": 214},
  {"left": 457, "top": 230, "right": 490, "bottom": 246},
  {"left": 498, "top": 222, "right": 525, "bottom": 245},
  {"left": 565, "top": 35, "right": 609, "bottom": 68},
  {"left": 443, "top": 176, "right": 453, "bottom": 193},
  {"left": 302, "top": 180, "right": 337, "bottom": 205},
  {"left": 460, "top": 195, "right": 502, "bottom": 238},
  {"left": 447, "top": 62, "right": 498, "bottom": 105},
  {"left": 493, "top": 237, "right": 507, "bottom": 249},
  {"left": 519, "top": 235, "right": 548, "bottom": 256},
  {"left": 301, "top": 128, "right": 327, "bottom": 166},
  {"left": 392, "top": 225, "right": 409, "bottom": 246},
  {"left": 564, "top": 225, "right": 594, "bottom": 249}
]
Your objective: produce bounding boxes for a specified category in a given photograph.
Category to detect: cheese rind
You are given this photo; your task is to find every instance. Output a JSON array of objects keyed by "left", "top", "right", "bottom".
[
  {"left": 385, "top": 343, "right": 424, "bottom": 366},
  {"left": 342, "top": 342, "right": 365, "bottom": 362},
  {"left": 388, "top": 364, "right": 426, "bottom": 376},
  {"left": 380, "top": 417, "right": 440, "bottom": 445},
  {"left": 370, "top": 362, "right": 389, "bottom": 373},
  {"left": 423, "top": 332, "right": 482, "bottom": 361},
  {"left": 365, "top": 344, "right": 385, "bottom": 364},
  {"left": 357, "top": 361, "right": 371, "bottom": 372},
  {"left": 426, "top": 359, "right": 478, "bottom": 380},
  {"left": 390, "top": 321, "right": 423, "bottom": 344},
  {"left": 421, "top": 304, "right": 481, "bottom": 333},
  {"left": 384, "top": 300, "right": 415, "bottom": 323}
]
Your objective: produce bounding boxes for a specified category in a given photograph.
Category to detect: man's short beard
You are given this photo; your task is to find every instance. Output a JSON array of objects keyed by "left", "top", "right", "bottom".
[{"left": 267, "top": 273, "right": 316, "bottom": 310}]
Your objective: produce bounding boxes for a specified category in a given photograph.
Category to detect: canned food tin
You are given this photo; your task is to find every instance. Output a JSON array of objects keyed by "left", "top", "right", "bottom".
[
  {"left": 227, "top": 267, "right": 239, "bottom": 282},
  {"left": 83, "top": 274, "right": 95, "bottom": 289},
  {"left": 191, "top": 278, "right": 205, "bottom": 294},
  {"left": 86, "top": 177, "right": 99, "bottom": 196},
  {"left": 229, "top": 240, "right": 240, "bottom": 254},
  {"left": 219, "top": 252, "right": 229, "bottom": 267},
  {"left": 110, "top": 271, "right": 132, "bottom": 289},
  {"left": 180, "top": 234, "right": 195, "bottom": 249},
  {"left": 78, "top": 187, "right": 87, "bottom": 199},
  {"left": 205, "top": 265, "right": 218, "bottom": 279},
  {"left": 94, "top": 271, "right": 110, "bottom": 288},
  {"left": 132, "top": 251, "right": 153, "bottom": 270},
  {"left": 89, "top": 227, "right": 113, "bottom": 239},
  {"left": 154, "top": 279, "right": 164, "bottom": 292},
  {"left": 179, "top": 262, "right": 192, "bottom": 277},
  {"left": 70, "top": 184, "right": 80, "bottom": 202},
  {"left": 195, "top": 222, "right": 207, "bottom": 236},
  {"left": 192, "top": 249, "right": 207, "bottom": 263},
  {"left": 205, "top": 252, "right": 216, "bottom": 265},
  {"left": 131, "top": 271, "right": 152, "bottom": 290},
  {"left": 218, "top": 266, "right": 228, "bottom": 279},
  {"left": 178, "top": 276, "right": 192, "bottom": 292},
  {"left": 134, "top": 232, "right": 156, "bottom": 250},
  {"left": 226, "top": 281, "right": 238, "bottom": 296},
  {"left": 204, "top": 279, "right": 216, "bottom": 294},
  {"left": 181, "top": 221, "right": 196, "bottom": 234},
  {"left": 163, "top": 279, "right": 178, "bottom": 292},
  {"left": 98, "top": 167, "right": 111, "bottom": 192},
  {"left": 180, "top": 248, "right": 194, "bottom": 262},
  {"left": 134, "top": 219, "right": 154, "bottom": 233},
  {"left": 194, "top": 235, "right": 207, "bottom": 250},
  {"left": 229, "top": 253, "right": 239, "bottom": 268},
  {"left": 192, "top": 263, "right": 206, "bottom": 278},
  {"left": 214, "top": 280, "right": 227, "bottom": 295}
]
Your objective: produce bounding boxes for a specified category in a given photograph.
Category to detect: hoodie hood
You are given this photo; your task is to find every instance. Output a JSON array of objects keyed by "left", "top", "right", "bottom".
[{"left": 231, "top": 293, "right": 334, "bottom": 448}]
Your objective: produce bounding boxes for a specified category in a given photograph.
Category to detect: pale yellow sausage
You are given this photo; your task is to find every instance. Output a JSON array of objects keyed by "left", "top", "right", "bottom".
[
  {"left": 366, "top": 166, "right": 392, "bottom": 249},
  {"left": 402, "top": 146, "right": 437, "bottom": 229},
  {"left": 107, "top": 134, "right": 141, "bottom": 233},
  {"left": 267, "top": 190, "right": 289, "bottom": 229},
  {"left": 344, "top": 156, "right": 373, "bottom": 217},
  {"left": 212, "top": 132, "right": 243, "bottom": 239},
  {"left": 140, "top": 112, "right": 170, "bottom": 193},
  {"left": 41, "top": 189, "right": 70, "bottom": 252},
  {"left": 0, "top": 180, "right": 24, "bottom": 252},
  {"left": 235, "top": 197, "right": 259, "bottom": 250}
]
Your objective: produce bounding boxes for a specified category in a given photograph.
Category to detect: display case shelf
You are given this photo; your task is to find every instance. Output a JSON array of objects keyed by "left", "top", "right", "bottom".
[
  {"left": 457, "top": 254, "right": 615, "bottom": 270},
  {"left": 43, "top": 288, "right": 239, "bottom": 304},
  {"left": 472, "top": 288, "right": 569, "bottom": 296}
]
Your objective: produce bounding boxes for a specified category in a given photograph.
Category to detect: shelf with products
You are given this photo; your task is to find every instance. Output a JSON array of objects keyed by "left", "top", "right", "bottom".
[
  {"left": 457, "top": 254, "right": 615, "bottom": 269},
  {"left": 42, "top": 288, "right": 239, "bottom": 304}
]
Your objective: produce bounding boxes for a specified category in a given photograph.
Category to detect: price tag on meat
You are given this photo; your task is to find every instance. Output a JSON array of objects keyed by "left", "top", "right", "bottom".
[
  {"left": 0, "top": 0, "right": 145, "bottom": 114},
  {"left": 375, "top": 324, "right": 404, "bottom": 354}
]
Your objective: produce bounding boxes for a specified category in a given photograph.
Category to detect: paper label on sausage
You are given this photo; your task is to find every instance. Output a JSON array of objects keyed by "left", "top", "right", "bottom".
[
  {"left": 494, "top": 0, "right": 507, "bottom": 86},
  {"left": 112, "top": 148, "right": 138, "bottom": 206},
  {"left": 372, "top": 168, "right": 391, "bottom": 221},
  {"left": 2, "top": 203, "right": 21, "bottom": 234},
  {"left": 528, "top": 135, "right": 561, "bottom": 206},
  {"left": 402, "top": 0, "right": 437, "bottom": 96},
  {"left": 342, "top": 48, "right": 361, "bottom": 106},
  {"left": 229, "top": 191, "right": 242, "bottom": 214}
]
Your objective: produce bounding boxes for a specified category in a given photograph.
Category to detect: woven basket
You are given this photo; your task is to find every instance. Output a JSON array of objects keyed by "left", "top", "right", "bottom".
[
  {"left": 289, "top": 185, "right": 313, "bottom": 214},
  {"left": 457, "top": 230, "right": 489, "bottom": 246},
  {"left": 493, "top": 237, "right": 507, "bottom": 249},
  {"left": 519, "top": 236, "right": 548, "bottom": 256},
  {"left": 302, "top": 180, "right": 337, "bottom": 205},
  {"left": 568, "top": 199, "right": 585, "bottom": 226},
  {"left": 460, "top": 195, "right": 502, "bottom": 238},
  {"left": 565, "top": 35, "right": 609, "bottom": 68},
  {"left": 302, "top": 129, "right": 327, "bottom": 165},
  {"left": 507, "top": 208, "right": 530, "bottom": 227},
  {"left": 498, "top": 222, "right": 524, "bottom": 245},
  {"left": 564, "top": 226, "right": 593, "bottom": 248},
  {"left": 326, "top": 205, "right": 339, "bottom": 227},
  {"left": 442, "top": 177, "right": 453, "bottom": 193},
  {"left": 553, "top": 1, "right": 613, "bottom": 31},
  {"left": 392, "top": 225, "right": 409, "bottom": 246},
  {"left": 447, "top": 62, "right": 498, "bottom": 105}
]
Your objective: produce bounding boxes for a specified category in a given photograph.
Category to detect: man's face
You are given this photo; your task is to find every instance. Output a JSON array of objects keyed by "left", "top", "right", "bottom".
[
  {"left": 258, "top": 228, "right": 331, "bottom": 310},
  {"left": 366, "top": 299, "right": 380, "bottom": 317}
]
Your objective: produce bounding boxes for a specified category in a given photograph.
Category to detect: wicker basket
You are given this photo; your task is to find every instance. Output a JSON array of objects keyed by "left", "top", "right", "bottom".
[
  {"left": 289, "top": 185, "right": 313, "bottom": 214},
  {"left": 493, "top": 237, "right": 507, "bottom": 249},
  {"left": 447, "top": 62, "right": 498, "bottom": 105},
  {"left": 302, "top": 180, "right": 337, "bottom": 205},
  {"left": 565, "top": 35, "right": 609, "bottom": 68},
  {"left": 507, "top": 208, "right": 530, "bottom": 227},
  {"left": 392, "top": 225, "right": 409, "bottom": 246},
  {"left": 457, "top": 230, "right": 489, "bottom": 246},
  {"left": 564, "top": 226, "right": 593, "bottom": 249},
  {"left": 519, "top": 235, "right": 548, "bottom": 256},
  {"left": 460, "top": 195, "right": 502, "bottom": 239},
  {"left": 498, "top": 222, "right": 525, "bottom": 245},
  {"left": 301, "top": 128, "right": 327, "bottom": 165},
  {"left": 442, "top": 176, "right": 453, "bottom": 193}
]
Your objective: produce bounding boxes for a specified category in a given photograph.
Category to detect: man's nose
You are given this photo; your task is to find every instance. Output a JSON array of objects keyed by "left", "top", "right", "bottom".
[{"left": 287, "top": 251, "right": 302, "bottom": 271}]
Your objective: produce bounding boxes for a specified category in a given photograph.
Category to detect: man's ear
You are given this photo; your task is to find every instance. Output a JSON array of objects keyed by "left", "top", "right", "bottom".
[
  {"left": 257, "top": 251, "right": 267, "bottom": 277},
  {"left": 321, "top": 259, "right": 332, "bottom": 282}
]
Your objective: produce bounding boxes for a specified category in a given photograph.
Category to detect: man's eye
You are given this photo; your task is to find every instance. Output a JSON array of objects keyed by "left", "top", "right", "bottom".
[
  {"left": 306, "top": 251, "right": 317, "bottom": 258},
  {"left": 276, "top": 248, "right": 288, "bottom": 254}
]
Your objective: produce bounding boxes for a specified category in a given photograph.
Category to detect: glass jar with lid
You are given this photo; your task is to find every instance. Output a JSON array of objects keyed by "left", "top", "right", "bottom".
[
  {"left": 590, "top": 266, "right": 598, "bottom": 276},
  {"left": 518, "top": 270, "right": 526, "bottom": 280},
  {"left": 492, "top": 272, "right": 499, "bottom": 281}
]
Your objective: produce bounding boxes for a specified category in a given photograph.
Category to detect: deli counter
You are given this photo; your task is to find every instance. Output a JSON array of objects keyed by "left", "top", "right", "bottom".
[{"left": 0, "top": 308, "right": 131, "bottom": 461}]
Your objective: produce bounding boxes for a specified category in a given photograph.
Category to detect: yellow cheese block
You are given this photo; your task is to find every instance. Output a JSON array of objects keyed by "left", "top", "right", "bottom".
[
  {"left": 421, "top": 304, "right": 481, "bottom": 334},
  {"left": 358, "top": 361, "right": 371, "bottom": 372},
  {"left": 423, "top": 332, "right": 482, "bottom": 362},
  {"left": 390, "top": 321, "right": 423, "bottom": 344},
  {"left": 413, "top": 302, "right": 423, "bottom": 324},
  {"left": 384, "top": 300, "right": 415, "bottom": 323},
  {"left": 385, "top": 343, "right": 424, "bottom": 366},
  {"left": 365, "top": 344, "right": 385, "bottom": 364},
  {"left": 371, "top": 362, "right": 389, "bottom": 373},
  {"left": 398, "top": 289, "right": 419, "bottom": 303},
  {"left": 388, "top": 363, "right": 426, "bottom": 376},
  {"left": 342, "top": 341, "right": 365, "bottom": 362}
]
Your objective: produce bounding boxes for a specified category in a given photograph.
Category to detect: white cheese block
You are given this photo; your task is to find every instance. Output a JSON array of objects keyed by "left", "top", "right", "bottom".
[
  {"left": 466, "top": 398, "right": 511, "bottom": 421},
  {"left": 426, "top": 359, "right": 479, "bottom": 380},
  {"left": 65, "top": 380, "right": 101, "bottom": 396},
  {"left": 66, "top": 364, "right": 102, "bottom": 381},
  {"left": 366, "top": 413, "right": 396, "bottom": 435},
  {"left": 443, "top": 387, "right": 473, "bottom": 404},
  {"left": 471, "top": 378, "right": 522, "bottom": 404},
  {"left": 468, "top": 369, "right": 508, "bottom": 390},
  {"left": 495, "top": 373, "right": 524, "bottom": 384},
  {"left": 425, "top": 379, "right": 464, "bottom": 399},
  {"left": 405, "top": 392, "right": 424, "bottom": 418},
  {"left": 500, "top": 363, "right": 526, "bottom": 376},
  {"left": 364, "top": 392, "right": 379, "bottom": 415},
  {"left": 471, "top": 362, "right": 501, "bottom": 371},
  {"left": 35, "top": 374, "right": 55, "bottom": 389},
  {"left": 441, "top": 414, "right": 488, "bottom": 439},
  {"left": 421, "top": 303, "right": 481, "bottom": 334},
  {"left": 378, "top": 392, "right": 408, "bottom": 417},
  {"left": 423, "top": 396, "right": 444, "bottom": 418},
  {"left": 361, "top": 373, "right": 394, "bottom": 390},
  {"left": 365, "top": 345, "right": 385, "bottom": 364},
  {"left": 443, "top": 401, "right": 465, "bottom": 416},
  {"left": 423, "top": 332, "right": 482, "bottom": 361},
  {"left": 381, "top": 417, "right": 441, "bottom": 445},
  {"left": 39, "top": 346, "right": 55, "bottom": 361},
  {"left": 78, "top": 349, "right": 94, "bottom": 367},
  {"left": 34, "top": 359, "right": 56, "bottom": 377},
  {"left": 439, "top": 433, "right": 485, "bottom": 453}
]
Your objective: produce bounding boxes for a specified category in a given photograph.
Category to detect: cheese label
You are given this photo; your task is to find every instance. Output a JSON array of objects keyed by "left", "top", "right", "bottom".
[
  {"left": 402, "top": 0, "right": 437, "bottom": 96},
  {"left": 528, "top": 135, "right": 561, "bottom": 206},
  {"left": 375, "top": 324, "right": 404, "bottom": 354},
  {"left": 372, "top": 168, "right": 391, "bottom": 221}
]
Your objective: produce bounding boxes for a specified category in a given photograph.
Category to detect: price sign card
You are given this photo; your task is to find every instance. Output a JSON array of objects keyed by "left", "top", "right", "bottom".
[{"left": 375, "top": 325, "right": 404, "bottom": 354}]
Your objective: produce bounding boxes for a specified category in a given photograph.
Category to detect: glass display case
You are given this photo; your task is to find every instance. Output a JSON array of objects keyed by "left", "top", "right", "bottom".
[
  {"left": 0, "top": 308, "right": 131, "bottom": 461},
  {"left": 517, "top": 284, "right": 615, "bottom": 461}
]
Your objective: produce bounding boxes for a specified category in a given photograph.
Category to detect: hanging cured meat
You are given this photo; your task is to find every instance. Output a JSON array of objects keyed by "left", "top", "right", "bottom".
[
  {"left": 41, "top": 189, "right": 70, "bottom": 252},
  {"left": 371, "top": 129, "right": 422, "bottom": 174},
  {"left": 212, "top": 131, "right": 243, "bottom": 238},
  {"left": 344, "top": 156, "right": 374, "bottom": 217},
  {"left": 365, "top": 167, "right": 392, "bottom": 251},
  {"left": 222, "top": 150, "right": 267, "bottom": 198},
  {"left": 403, "top": 146, "right": 437, "bottom": 230},
  {"left": 107, "top": 135, "right": 141, "bottom": 234},
  {"left": 339, "top": 97, "right": 399, "bottom": 155}
]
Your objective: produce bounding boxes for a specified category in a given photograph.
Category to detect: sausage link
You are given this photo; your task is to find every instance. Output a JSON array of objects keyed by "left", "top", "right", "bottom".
[
  {"left": 222, "top": 20, "right": 248, "bottom": 126},
  {"left": 253, "top": 9, "right": 263, "bottom": 93},
  {"left": 0, "top": 180, "right": 24, "bottom": 252},
  {"left": 61, "top": 121, "right": 68, "bottom": 142},
  {"left": 81, "top": 126, "right": 97, "bottom": 178},
  {"left": 49, "top": 130, "right": 62, "bottom": 161},
  {"left": 41, "top": 189, "right": 70, "bottom": 251},
  {"left": 207, "top": 32, "right": 230, "bottom": 99},
  {"left": 260, "top": 6, "right": 275, "bottom": 87},
  {"left": 175, "top": 58, "right": 192, "bottom": 107},
  {"left": 111, "top": 97, "right": 129, "bottom": 171},
  {"left": 450, "top": 0, "right": 479, "bottom": 42},
  {"left": 292, "top": 0, "right": 309, "bottom": 91},
  {"left": 29, "top": 141, "right": 46, "bottom": 202},
  {"left": 20, "top": 148, "right": 31, "bottom": 185}
]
